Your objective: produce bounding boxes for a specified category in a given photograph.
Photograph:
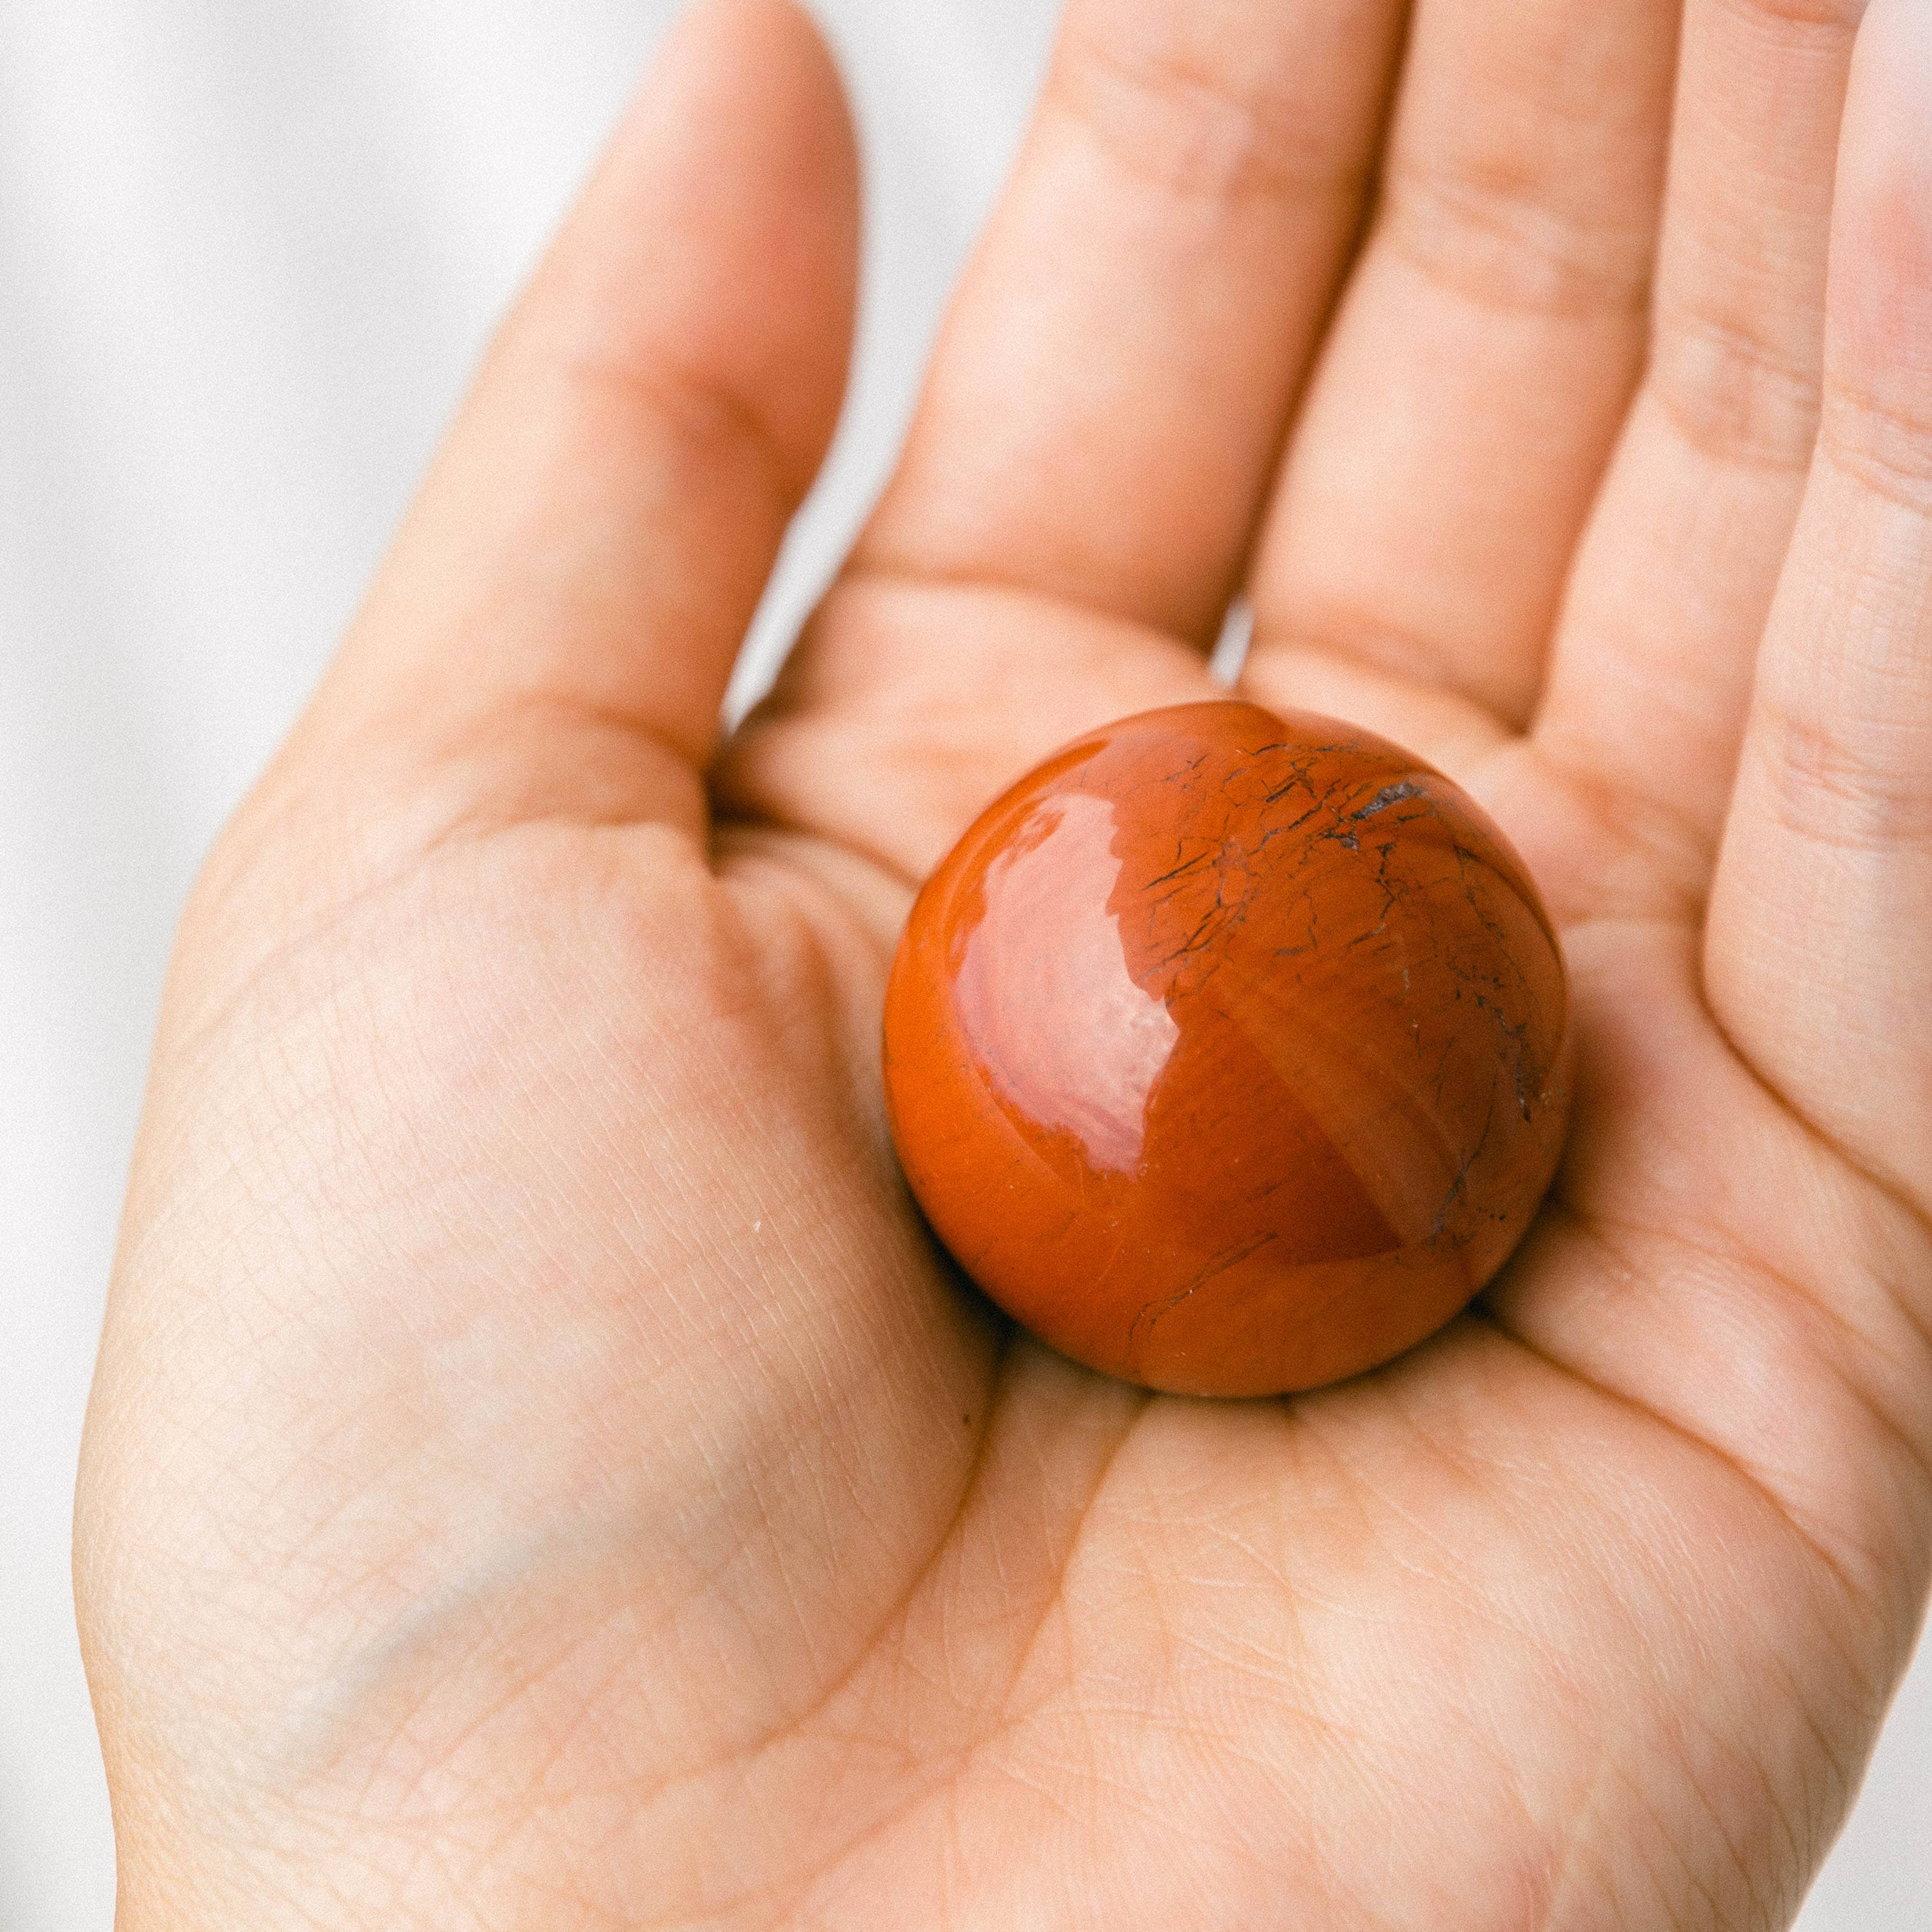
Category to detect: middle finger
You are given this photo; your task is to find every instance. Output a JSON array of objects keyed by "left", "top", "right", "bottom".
[
  {"left": 1243, "top": 0, "right": 1681, "bottom": 729},
  {"left": 1531, "top": 0, "right": 1863, "bottom": 910}
]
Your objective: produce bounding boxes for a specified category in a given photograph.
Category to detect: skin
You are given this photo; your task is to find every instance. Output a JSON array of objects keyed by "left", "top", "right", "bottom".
[{"left": 74, "top": 0, "right": 1932, "bottom": 1925}]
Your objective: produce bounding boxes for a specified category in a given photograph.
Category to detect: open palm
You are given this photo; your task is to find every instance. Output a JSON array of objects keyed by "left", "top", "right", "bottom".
[{"left": 80, "top": 1, "right": 1932, "bottom": 1925}]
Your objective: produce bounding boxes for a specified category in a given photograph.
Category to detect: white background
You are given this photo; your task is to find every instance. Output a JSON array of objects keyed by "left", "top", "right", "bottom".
[{"left": 1, "top": 5, "right": 1924, "bottom": 1926}]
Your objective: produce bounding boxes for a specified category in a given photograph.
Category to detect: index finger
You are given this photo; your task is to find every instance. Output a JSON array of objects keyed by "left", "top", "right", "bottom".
[
  {"left": 722, "top": 0, "right": 1410, "bottom": 882},
  {"left": 294, "top": 0, "right": 858, "bottom": 837}
]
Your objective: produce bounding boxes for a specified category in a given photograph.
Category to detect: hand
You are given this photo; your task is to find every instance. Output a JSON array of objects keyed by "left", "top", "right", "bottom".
[{"left": 78, "top": 0, "right": 1932, "bottom": 1924}]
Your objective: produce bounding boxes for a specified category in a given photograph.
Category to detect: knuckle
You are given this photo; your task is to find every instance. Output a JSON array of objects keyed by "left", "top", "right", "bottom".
[
  {"left": 1763, "top": 699, "right": 1932, "bottom": 854},
  {"left": 1378, "top": 161, "right": 1653, "bottom": 318},
  {"left": 1647, "top": 303, "right": 1824, "bottom": 471},
  {"left": 1712, "top": 0, "right": 1865, "bottom": 33},
  {"left": 1820, "top": 384, "right": 1932, "bottom": 513},
  {"left": 560, "top": 344, "right": 805, "bottom": 508},
  {"left": 1048, "top": 28, "right": 1369, "bottom": 204}
]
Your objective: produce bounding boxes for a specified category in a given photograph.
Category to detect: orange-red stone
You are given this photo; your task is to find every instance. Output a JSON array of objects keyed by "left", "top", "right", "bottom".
[{"left": 883, "top": 700, "right": 1570, "bottom": 1397}]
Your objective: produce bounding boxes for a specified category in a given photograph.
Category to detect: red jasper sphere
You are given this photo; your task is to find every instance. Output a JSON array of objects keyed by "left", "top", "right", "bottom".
[{"left": 882, "top": 700, "right": 1570, "bottom": 1397}]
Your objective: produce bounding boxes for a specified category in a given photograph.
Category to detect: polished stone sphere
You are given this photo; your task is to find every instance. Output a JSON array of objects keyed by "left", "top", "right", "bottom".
[{"left": 883, "top": 700, "right": 1570, "bottom": 1397}]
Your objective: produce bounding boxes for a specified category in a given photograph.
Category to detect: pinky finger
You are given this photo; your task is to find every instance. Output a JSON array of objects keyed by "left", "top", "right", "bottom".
[{"left": 1707, "top": 0, "right": 1932, "bottom": 1215}]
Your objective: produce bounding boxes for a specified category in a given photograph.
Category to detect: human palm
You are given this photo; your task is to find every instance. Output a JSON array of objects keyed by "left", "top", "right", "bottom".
[{"left": 79, "top": 0, "right": 1932, "bottom": 1926}]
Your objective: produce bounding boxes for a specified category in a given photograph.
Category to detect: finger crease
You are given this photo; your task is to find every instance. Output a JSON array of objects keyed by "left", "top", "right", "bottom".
[
  {"left": 1045, "top": 33, "right": 1384, "bottom": 207},
  {"left": 557, "top": 344, "right": 809, "bottom": 513},
  {"left": 1521, "top": 734, "right": 1714, "bottom": 917},
  {"left": 1754, "top": 697, "right": 1932, "bottom": 854},
  {"left": 1818, "top": 390, "right": 1932, "bottom": 514},
  {"left": 1376, "top": 169, "right": 1655, "bottom": 319},
  {"left": 1644, "top": 306, "right": 1825, "bottom": 473}
]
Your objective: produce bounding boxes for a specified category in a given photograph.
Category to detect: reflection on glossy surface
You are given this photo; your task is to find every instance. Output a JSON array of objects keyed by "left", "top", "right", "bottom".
[
  {"left": 883, "top": 700, "right": 1571, "bottom": 1398},
  {"left": 953, "top": 790, "right": 1179, "bottom": 1175}
]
